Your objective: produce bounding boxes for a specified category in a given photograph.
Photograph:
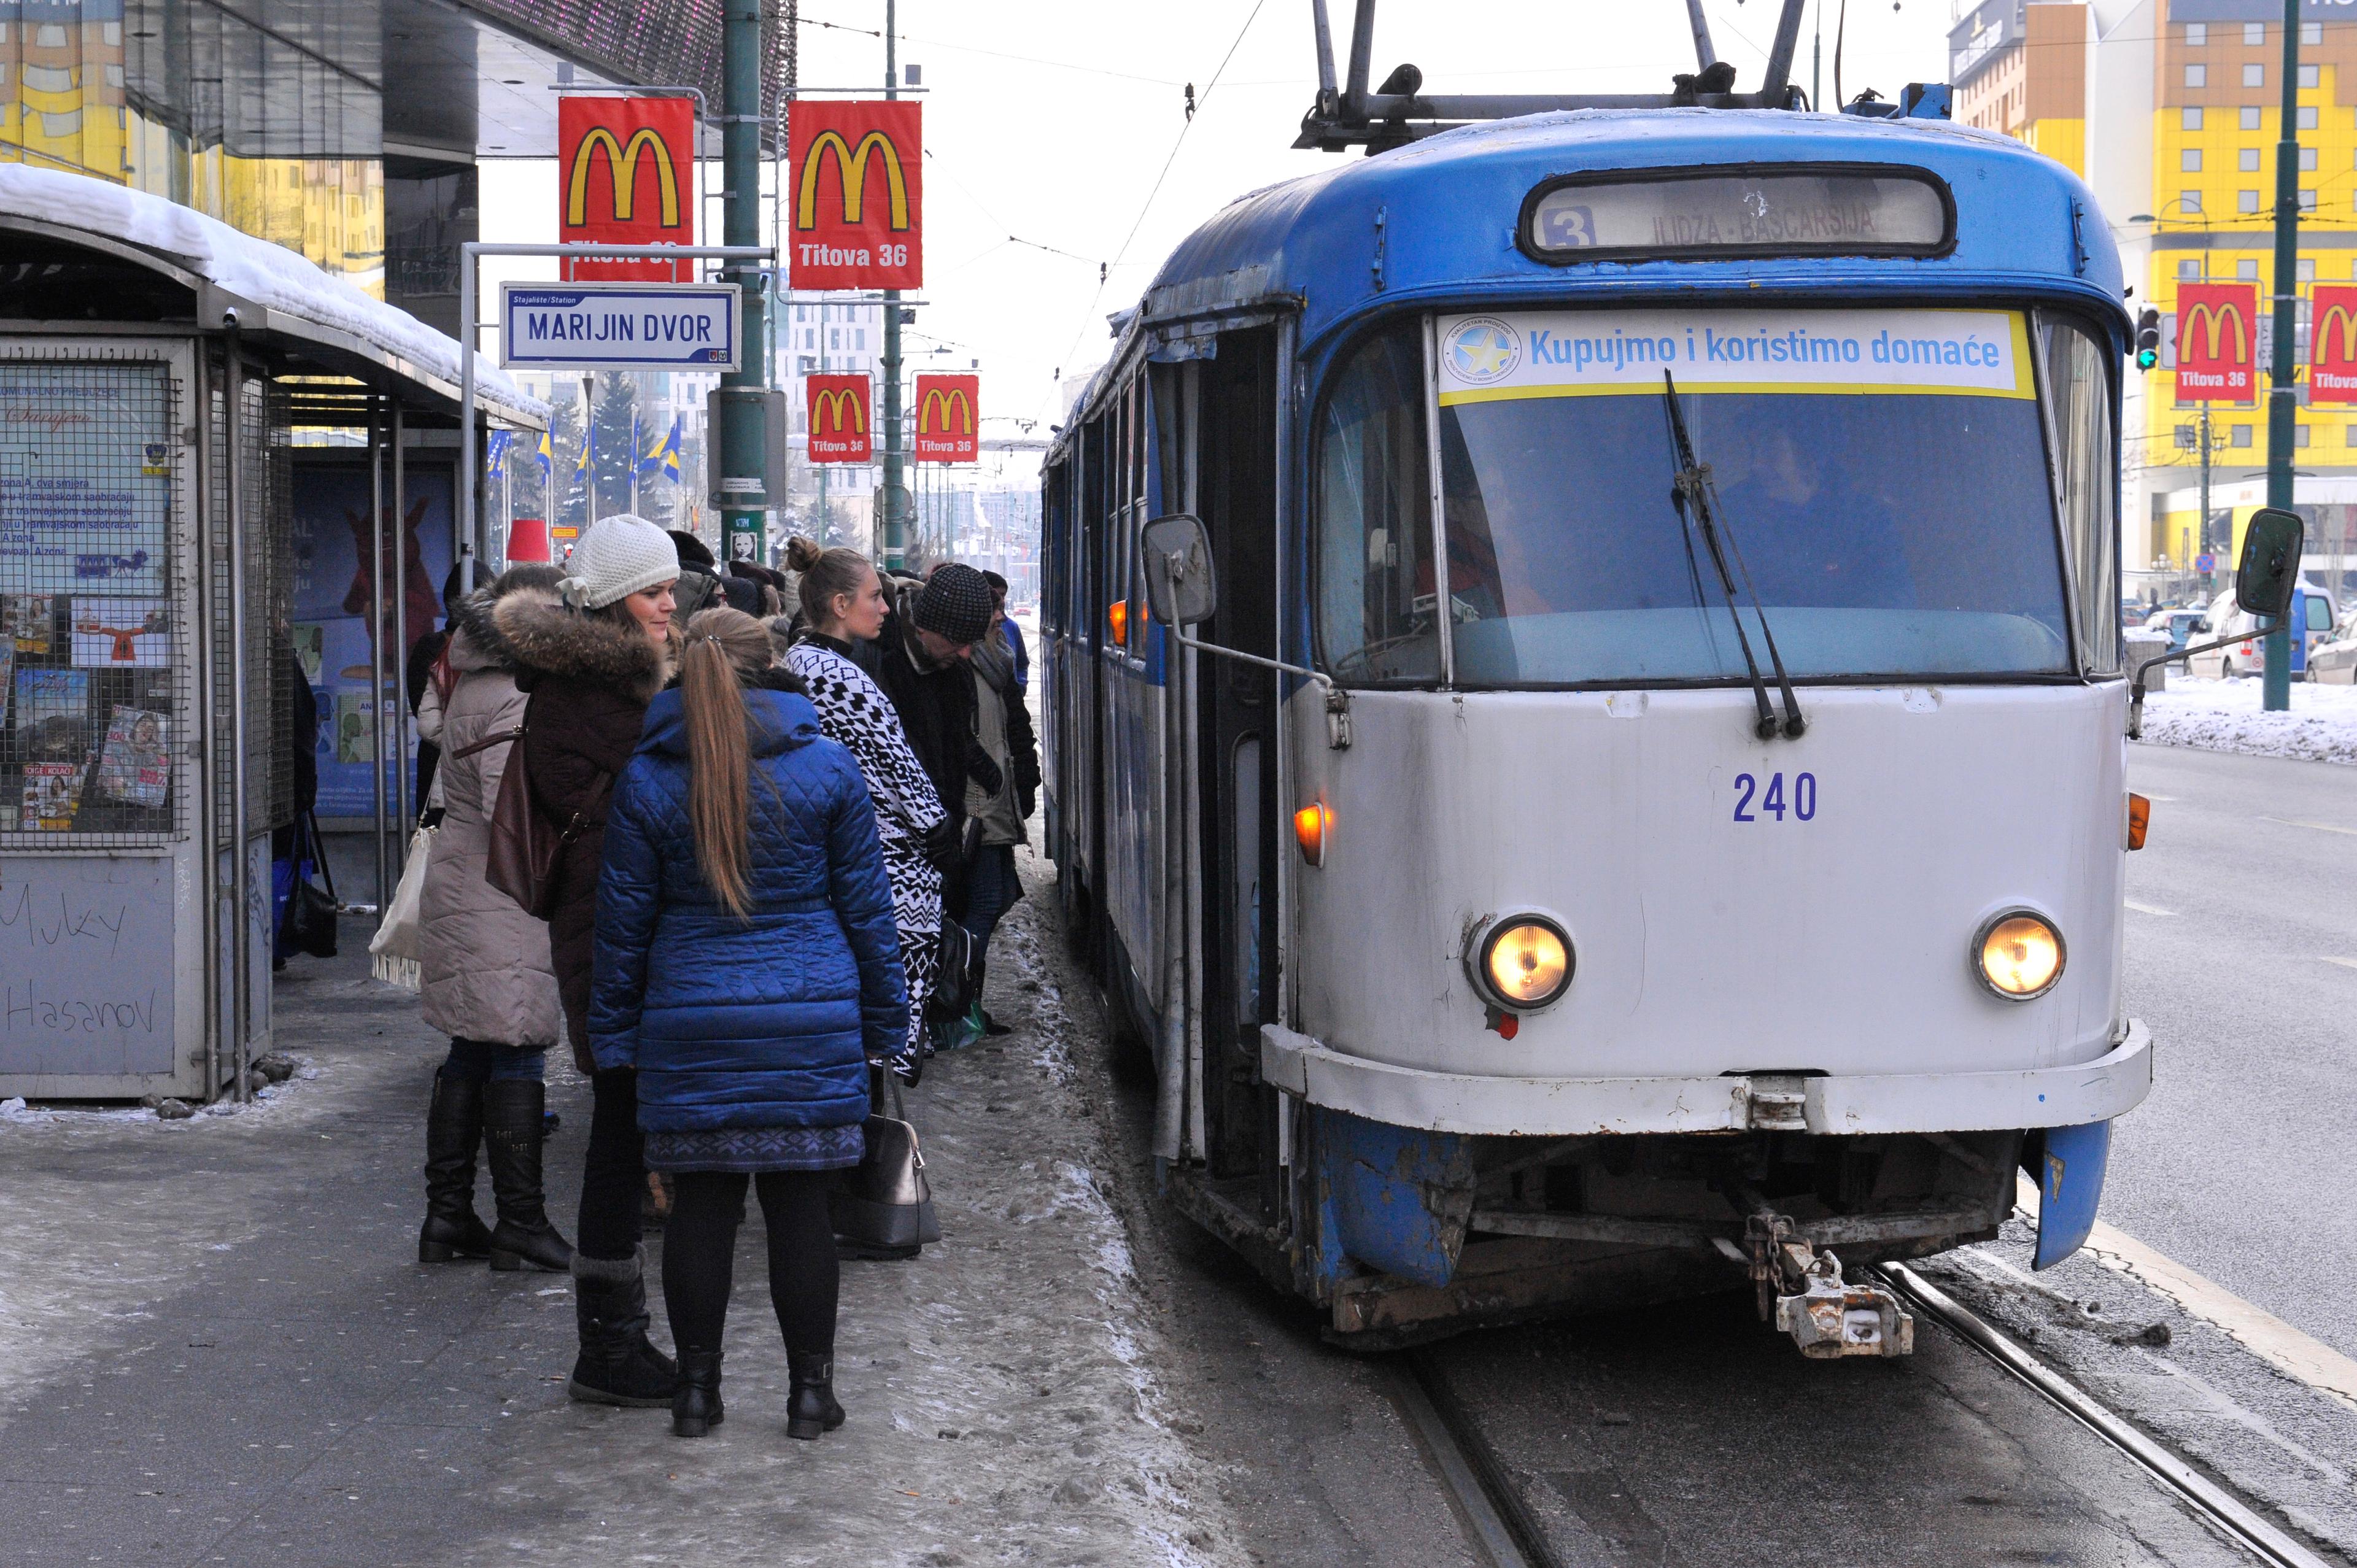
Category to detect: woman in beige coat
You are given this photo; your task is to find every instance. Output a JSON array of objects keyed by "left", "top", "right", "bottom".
[{"left": 414, "top": 562, "right": 572, "bottom": 1273}]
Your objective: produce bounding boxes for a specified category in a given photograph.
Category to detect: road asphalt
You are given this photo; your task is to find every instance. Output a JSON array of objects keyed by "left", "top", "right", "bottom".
[{"left": 2116, "top": 742, "right": 2357, "bottom": 1362}]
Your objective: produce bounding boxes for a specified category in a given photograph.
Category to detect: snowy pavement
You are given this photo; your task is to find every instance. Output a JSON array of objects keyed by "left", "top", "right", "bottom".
[
  {"left": 2137, "top": 675, "right": 2357, "bottom": 765},
  {"left": 0, "top": 871, "right": 1239, "bottom": 1567}
]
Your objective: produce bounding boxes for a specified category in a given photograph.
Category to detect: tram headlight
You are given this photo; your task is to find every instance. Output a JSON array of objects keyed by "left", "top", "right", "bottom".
[
  {"left": 1972, "top": 910, "right": 2066, "bottom": 1000},
  {"left": 1470, "top": 916, "right": 1573, "bottom": 1011}
]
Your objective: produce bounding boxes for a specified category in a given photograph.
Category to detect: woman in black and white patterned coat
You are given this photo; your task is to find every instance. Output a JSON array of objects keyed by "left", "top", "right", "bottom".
[{"left": 775, "top": 538, "right": 958, "bottom": 1081}]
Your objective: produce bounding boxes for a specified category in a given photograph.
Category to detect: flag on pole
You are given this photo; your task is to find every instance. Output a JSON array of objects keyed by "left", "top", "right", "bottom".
[
  {"left": 486, "top": 430, "right": 511, "bottom": 482},
  {"left": 642, "top": 415, "right": 684, "bottom": 483},
  {"left": 537, "top": 431, "right": 554, "bottom": 485}
]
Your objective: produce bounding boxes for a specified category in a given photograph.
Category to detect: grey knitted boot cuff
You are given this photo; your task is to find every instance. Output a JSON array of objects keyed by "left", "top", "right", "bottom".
[{"left": 571, "top": 1246, "right": 644, "bottom": 1284}]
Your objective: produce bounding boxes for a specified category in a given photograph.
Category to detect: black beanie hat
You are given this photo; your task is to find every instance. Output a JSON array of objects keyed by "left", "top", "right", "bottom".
[
  {"left": 915, "top": 562, "right": 994, "bottom": 646},
  {"left": 668, "top": 528, "right": 718, "bottom": 570}
]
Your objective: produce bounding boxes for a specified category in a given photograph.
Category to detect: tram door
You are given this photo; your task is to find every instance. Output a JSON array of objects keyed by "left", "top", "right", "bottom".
[{"left": 1174, "top": 327, "right": 1282, "bottom": 1214}]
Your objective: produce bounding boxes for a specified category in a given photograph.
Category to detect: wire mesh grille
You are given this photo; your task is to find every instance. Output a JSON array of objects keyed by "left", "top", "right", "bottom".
[
  {"left": 203, "top": 352, "right": 296, "bottom": 849},
  {"left": 0, "top": 348, "right": 187, "bottom": 843}
]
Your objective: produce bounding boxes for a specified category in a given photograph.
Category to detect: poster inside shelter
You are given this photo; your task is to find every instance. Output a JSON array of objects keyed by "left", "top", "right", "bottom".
[
  {"left": 0, "top": 365, "right": 171, "bottom": 597},
  {"left": 289, "top": 465, "right": 454, "bottom": 817}
]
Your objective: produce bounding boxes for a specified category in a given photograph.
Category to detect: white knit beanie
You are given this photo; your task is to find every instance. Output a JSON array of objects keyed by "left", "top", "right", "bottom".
[{"left": 560, "top": 514, "right": 679, "bottom": 609}]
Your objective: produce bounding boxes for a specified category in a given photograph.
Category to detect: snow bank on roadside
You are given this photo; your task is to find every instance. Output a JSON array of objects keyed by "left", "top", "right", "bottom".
[
  {"left": 0, "top": 164, "right": 540, "bottom": 415},
  {"left": 2138, "top": 676, "right": 2357, "bottom": 765}
]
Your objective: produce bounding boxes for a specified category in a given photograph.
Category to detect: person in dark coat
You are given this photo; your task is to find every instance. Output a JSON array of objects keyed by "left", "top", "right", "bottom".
[
  {"left": 982, "top": 569, "right": 1028, "bottom": 692},
  {"left": 591, "top": 606, "right": 907, "bottom": 1442},
  {"left": 408, "top": 560, "right": 486, "bottom": 819},
  {"left": 492, "top": 512, "right": 679, "bottom": 1410},
  {"left": 668, "top": 528, "right": 762, "bottom": 620},
  {"left": 874, "top": 562, "right": 1000, "bottom": 855}
]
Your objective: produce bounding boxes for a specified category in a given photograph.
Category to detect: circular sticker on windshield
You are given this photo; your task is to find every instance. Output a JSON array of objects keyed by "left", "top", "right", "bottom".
[{"left": 1445, "top": 317, "right": 1522, "bottom": 385}]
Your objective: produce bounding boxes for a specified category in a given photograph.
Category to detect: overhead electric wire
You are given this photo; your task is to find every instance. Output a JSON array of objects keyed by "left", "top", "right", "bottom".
[
  {"left": 1042, "top": 0, "right": 1271, "bottom": 416},
  {"left": 799, "top": 14, "right": 1185, "bottom": 85}
]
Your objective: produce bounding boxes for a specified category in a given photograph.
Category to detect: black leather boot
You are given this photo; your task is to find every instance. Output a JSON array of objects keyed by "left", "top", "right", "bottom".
[
  {"left": 482, "top": 1079, "right": 573, "bottom": 1273},
  {"left": 672, "top": 1349, "right": 725, "bottom": 1438},
  {"left": 419, "top": 1073, "right": 493, "bottom": 1263},
  {"left": 785, "top": 1352, "right": 845, "bottom": 1440},
  {"left": 567, "top": 1249, "right": 678, "bottom": 1408}
]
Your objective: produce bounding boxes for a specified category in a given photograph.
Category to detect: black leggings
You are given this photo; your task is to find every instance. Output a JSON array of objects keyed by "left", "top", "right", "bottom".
[
  {"left": 662, "top": 1170, "right": 839, "bottom": 1359},
  {"left": 576, "top": 1068, "right": 648, "bottom": 1262}
]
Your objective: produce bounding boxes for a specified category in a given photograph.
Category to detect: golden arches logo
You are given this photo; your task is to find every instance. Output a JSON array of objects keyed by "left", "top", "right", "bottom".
[
  {"left": 918, "top": 387, "right": 973, "bottom": 436},
  {"left": 2320, "top": 304, "right": 2357, "bottom": 366},
  {"left": 566, "top": 127, "right": 682, "bottom": 228},
  {"left": 812, "top": 388, "right": 867, "bottom": 436},
  {"left": 797, "top": 129, "right": 911, "bottom": 231},
  {"left": 2181, "top": 302, "right": 2250, "bottom": 365}
]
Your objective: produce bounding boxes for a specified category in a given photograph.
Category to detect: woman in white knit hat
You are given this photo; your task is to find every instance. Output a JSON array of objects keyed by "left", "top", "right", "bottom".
[{"left": 493, "top": 512, "right": 684, "bottom": 1409}]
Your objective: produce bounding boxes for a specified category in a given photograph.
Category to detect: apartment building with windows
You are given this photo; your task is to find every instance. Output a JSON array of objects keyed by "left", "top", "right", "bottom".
[{"left": 1948, "top": 0, "right": 2357, "bottom": 585}]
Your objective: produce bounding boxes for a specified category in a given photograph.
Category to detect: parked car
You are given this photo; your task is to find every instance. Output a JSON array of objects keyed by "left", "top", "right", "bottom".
[
  {"left": 2187, "top": 585, "right": 2339, "bottom": 678},
  {"left": 2141, "top": 608, "right": 2207, "bottom": 651},
  {"left": 2312, "top": 609, "right": 2357, "bottom": 684}
]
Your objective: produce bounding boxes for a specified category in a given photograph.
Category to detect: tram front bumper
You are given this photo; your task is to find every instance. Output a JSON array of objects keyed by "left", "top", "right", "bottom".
[{"left": 1258, "top": 1021, "right": 2153, "bottom": 1138}]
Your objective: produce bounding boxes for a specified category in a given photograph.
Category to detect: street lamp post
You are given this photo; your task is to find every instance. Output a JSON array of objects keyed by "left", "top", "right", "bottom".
[{"left": 2264, "top": 0, "right": 2302, "bottom": 709}]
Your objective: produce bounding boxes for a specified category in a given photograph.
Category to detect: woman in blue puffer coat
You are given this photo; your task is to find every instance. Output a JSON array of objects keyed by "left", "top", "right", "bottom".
[{"left": 589, "top": 606, "right": 908, "bottom": 1442}]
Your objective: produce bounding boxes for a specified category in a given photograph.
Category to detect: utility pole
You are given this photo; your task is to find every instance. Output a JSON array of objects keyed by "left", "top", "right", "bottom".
[
  {"left": 2264, "top": 0, "right": 2301, "bottom": 709},
  {"left": 879, "top": 0, "right": 908, "bottom": 571},
  {"left": 719, "top": 0, "right": 770, "bottom": 566},
  {"left": 2199, "top": 406, "right": 2213, "bottom": 595}
]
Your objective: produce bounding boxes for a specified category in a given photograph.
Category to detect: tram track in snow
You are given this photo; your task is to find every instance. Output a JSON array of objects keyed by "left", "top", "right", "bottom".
[
  {"left": 1876, "top": 1262, "right": 2337, "bottom": 1568},
  {"left": 1393, "top": 1266, "right": 2340, "bottom": 1568}
]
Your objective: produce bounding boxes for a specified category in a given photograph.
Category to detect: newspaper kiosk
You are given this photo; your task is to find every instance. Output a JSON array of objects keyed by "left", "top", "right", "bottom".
[{"left": 0, "top": 166, "right": 543, "bottom": 1102}]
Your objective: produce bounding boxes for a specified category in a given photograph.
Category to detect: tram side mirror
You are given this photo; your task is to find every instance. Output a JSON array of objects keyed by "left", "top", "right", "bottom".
[
  {"left": 2233, "top": 508, "right": 2305, "bottom": 622},
  {"left": 1140, "top": 512, "right": 1218, "bottom": 627}
]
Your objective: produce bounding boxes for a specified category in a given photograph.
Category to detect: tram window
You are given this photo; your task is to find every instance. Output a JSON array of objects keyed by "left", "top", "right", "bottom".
[
  {"left": 1431, "top": 312, "right": 2073, "bottom": 686},
  {"left": 1313, "top": 323, "right": 1439, "bottom": 683},
  {"left": 2040, "top": 317, "right": 2121, "bottom": 674}
]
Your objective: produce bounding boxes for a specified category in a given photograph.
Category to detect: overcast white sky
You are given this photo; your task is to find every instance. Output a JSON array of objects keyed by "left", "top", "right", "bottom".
[{"left": 483, "top": 0, "right": 1956, "bottom": 438}]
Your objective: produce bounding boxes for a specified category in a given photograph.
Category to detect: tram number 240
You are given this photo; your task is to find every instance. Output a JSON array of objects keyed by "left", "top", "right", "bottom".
[{"left": 1732, "top": 771, "right": 1817, "bottom": 824}]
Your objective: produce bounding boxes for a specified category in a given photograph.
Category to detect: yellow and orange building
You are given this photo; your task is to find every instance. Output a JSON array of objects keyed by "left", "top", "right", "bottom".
[{"left": 1948, "top": 0, "right": 2357, "bottom": 585}]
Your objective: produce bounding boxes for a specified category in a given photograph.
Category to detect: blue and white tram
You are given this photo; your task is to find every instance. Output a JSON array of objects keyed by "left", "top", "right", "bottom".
[{"left": 1039, "top": 94, "right": 2154, "bottom": 1351}]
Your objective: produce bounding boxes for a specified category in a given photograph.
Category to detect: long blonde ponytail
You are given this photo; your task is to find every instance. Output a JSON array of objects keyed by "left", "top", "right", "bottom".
[{"left": 676, "top": 608, "right": 775, "bottom": 916}]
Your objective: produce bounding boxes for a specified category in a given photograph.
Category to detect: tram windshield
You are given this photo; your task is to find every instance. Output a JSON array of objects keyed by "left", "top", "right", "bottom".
[{"left": 1314, "top": 309, "right": 2110, "bottom": 687}]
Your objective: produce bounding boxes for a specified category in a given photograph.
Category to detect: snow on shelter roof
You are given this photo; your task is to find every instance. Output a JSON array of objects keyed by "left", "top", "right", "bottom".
[{"left": 0, "top": 164, "right": 546, "bottom": 427}]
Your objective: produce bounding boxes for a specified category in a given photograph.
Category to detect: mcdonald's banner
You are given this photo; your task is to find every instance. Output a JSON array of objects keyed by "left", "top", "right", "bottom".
[
  {"left": 913, "top": 374, "right": 979, "bottom": 463},
  {"left": 2311, "top": 284, "right": 2357, "bottom": 404},
  {"left": 788, "top": 100, "right": 923, "bottom": 290},
  {"left": 559, "top": 96, "right": 695, "bottom": 282},
  {"left": 807, "top": 373, "right": 873, "bottom": 464},
  {"left": 2174, "top": 282, "right": 2256, "bottom": 401}
]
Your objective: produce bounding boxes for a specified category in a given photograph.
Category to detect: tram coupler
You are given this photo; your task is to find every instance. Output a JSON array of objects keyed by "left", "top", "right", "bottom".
[{"left": 1744, "top": 1211, "right": 1915, "bottom": 1359}]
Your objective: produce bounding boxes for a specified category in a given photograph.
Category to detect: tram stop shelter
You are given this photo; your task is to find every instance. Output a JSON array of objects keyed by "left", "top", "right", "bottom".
[{"left": 0, "top": 164, "right": 544, "bottom": 1104}]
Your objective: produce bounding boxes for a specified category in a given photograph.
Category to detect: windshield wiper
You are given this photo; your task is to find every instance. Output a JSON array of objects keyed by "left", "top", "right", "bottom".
[{"left": 1660, "top": 373, "right": 1806, "bottom": 740}]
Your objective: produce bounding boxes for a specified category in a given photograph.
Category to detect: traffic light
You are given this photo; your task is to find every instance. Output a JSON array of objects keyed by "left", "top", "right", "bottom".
[{"left": 2135, "top": 306, "right": 2162, "bottom": 371}]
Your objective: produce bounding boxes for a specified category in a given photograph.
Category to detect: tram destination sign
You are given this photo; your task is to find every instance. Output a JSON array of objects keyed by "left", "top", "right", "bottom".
[
  {"left": 1521, "top": 168, "right": 1952, "bottom": 264},
  {"left": 498, "top": 282, "right": 740, "bottom": 372}
]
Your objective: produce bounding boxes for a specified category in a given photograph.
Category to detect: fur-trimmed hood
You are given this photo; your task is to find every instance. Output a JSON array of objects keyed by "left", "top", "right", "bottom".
[
  {"left": 492, "top": 582, "right": 673, "bottom": 702},
  {"left": 446, "top": 565, "right": 562, "bottom": 676}
]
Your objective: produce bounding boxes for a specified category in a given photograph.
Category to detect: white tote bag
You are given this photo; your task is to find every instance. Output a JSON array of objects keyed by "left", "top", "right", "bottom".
[{"left": 369, "top": 824, "right": 436, "bottom": 992}]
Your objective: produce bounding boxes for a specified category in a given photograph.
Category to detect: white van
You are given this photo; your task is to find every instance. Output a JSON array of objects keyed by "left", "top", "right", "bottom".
[{"left": 2189, "top": 582, "right": 2340, "bottom": 678}]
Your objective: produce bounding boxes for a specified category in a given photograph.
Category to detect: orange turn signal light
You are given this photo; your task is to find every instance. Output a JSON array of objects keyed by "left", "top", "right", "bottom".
[
  {"left": 1107, "top": 600, "right": 1128, "bottom": 644},
  {"left": 2127, "top": 792, "right": 2150, "bottom": 851},
  {"left": 1294, "top": 802, "right": 1331, "bottom": 866}
]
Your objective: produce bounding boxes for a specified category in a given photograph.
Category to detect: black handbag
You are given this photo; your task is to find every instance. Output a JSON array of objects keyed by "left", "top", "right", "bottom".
[
  {"left": 831, "top": 1067, "right": 941, "bottom": 1252},
  {"left": 284, "top": 811, "right": 339, "bottom": 960},
  {"left": 925, "top": 919, "right": 981, "bottom": 1025}
]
